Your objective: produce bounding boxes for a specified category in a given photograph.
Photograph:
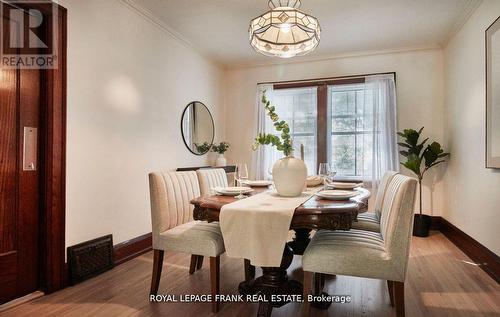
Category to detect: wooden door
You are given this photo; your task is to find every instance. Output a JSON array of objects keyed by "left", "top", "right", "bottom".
[{"left": 0, "top": 5, "right": 42, "bottom": 304}]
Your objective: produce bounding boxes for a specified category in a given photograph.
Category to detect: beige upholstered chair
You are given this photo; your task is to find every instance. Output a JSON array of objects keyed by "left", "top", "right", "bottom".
[
  {"left": 351, "top": 171, "right": 398, "bottom": 232},
  {"left": 196, "top": 168, "right": 255, "bottom": 281},
  {"left": 302, "top": 174, "right": 417, "bottom": 317},
  {"left": 148, "top": 171, "right": 225, "bottom": 313},
  {"left": 196, "top": 168, "right": 228, "bottom": 195}
]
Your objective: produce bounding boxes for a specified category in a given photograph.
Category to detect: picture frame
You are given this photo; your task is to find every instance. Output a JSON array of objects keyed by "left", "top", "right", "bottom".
[{"left": 486, "top": 16, "right": 500, "bottom": 168}]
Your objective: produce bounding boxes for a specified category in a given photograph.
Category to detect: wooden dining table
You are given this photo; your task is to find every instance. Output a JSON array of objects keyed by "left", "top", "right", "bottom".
[{"left": 190, "top": 186, "right": 370, "bottom": 317}]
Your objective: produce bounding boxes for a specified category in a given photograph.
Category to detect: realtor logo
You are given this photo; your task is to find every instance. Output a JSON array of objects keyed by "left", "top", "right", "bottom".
[{"left": 1, "top": 0, "right": 59, "bottom": 69}]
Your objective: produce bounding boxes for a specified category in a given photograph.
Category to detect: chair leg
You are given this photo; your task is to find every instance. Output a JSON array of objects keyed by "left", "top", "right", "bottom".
[
  {"left": 394, "top": 281, "right": 405, "bottom": 317},
  {"left": 197, "top": 256, "right": 204, "bottom": 270},
  {"left": 314, "top": 273, "right": 322, "bottom": 295},
  {"left": 210, "top": 256, "right": 220, "bottom": 313},
  {"left": 387, "top": 280, "right": 395, "bottom": 307},
  {"left": 244, "top": 259, "right": 255, "bottom": 281},
  {"left": 189, "top": 255, "right": 197, "bottom": 274},
  {"left": 150, "top": 249, "right": 164, "bottom": 295},
  {"left": 303, "top": 271, "right": 313, "bottom": 311}
]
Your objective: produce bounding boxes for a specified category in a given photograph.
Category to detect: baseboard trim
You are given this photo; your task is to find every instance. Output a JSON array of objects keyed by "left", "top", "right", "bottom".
[
  {"left": 113, "top": 233, "right": 152, "bottom": 266},
  {"left": 433, "top": 217, "right": 499, "bottom": 284}
]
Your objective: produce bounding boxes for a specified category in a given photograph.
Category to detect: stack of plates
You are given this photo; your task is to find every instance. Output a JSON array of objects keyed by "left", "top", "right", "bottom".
[
  {"left": 213, "top": 186, "right": 254, "bottom": 196},
  {"left": 327, "top": 182, "right": 363, "bottom": 190},
  {"left": 241, "top": 180, "right": 273, "bottom": 187},
  {"left": 316, "top": 189, "right": 360, "bottom": 200}
]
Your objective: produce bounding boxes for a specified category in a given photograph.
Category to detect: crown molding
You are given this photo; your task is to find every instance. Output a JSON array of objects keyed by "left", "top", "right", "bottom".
[
  {"left": 118, "top": 0, "right": 224, "bottom": 69},
  {"left": 443, "top": 0, "right": 483, "bottom": 46},
  {"left": 226, "top": 45, "right": 443, "bottom": 70}
]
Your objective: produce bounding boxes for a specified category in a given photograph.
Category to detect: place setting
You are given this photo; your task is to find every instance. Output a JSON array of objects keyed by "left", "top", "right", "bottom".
[{"left": 315, "top": 162, "right": 364, "bottom": 201}]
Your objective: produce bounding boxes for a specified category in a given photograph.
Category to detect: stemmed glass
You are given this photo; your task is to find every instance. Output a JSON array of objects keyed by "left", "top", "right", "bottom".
[
  {"left": 318, "top": 162, "right": 336, "bottom": 187},
  {"left": 318, "top": 162, "right": 330, "bottom": 186},
  {"left": 234, "top": 163, "right": 249, "bottom": 199}
]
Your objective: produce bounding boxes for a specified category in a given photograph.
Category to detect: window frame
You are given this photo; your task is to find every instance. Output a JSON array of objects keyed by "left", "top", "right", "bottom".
[{"left": 272, "top": 72, "right": 396, "bottom": 178}]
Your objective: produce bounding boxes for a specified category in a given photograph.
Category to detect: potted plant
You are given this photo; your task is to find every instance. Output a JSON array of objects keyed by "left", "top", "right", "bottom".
[
  {"left": 194, "top": 142, "right": 212, "bottom": 154},
  {"left": 252, "top": 92, "right": 307, "bottom": 197},
  {"left": 212, "top": 142, "right": 230, "bottom": 167},
  {"left": 398, "top": 127, "right": 450, "bottom": 237}
]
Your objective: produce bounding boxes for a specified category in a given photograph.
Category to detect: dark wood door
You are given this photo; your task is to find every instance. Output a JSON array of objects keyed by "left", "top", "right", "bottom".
[{"left": 0, "top": 6, "right": 42, "bottom": 304}]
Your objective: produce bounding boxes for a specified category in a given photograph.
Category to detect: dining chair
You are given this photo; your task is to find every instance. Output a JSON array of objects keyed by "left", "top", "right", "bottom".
[
  {"left": 148, "top": 171, "right": 225, "bottom": 313},
  {"left": 302, "top": 174, "right": 417, "bottom": 317},
  {"left": 196, "top": 168, "right": 256, "bottom": 281},
  {"left": 196, "top": 168, "right": 228, "bottom": 195},
  {"left": 350, "top": 170, "right": 398, "bottom": 232}
]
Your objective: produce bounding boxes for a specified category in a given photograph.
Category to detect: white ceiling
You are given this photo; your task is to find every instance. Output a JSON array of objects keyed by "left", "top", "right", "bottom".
[{"left": 129, "top": 0, "right": 481, "bottom": 68}]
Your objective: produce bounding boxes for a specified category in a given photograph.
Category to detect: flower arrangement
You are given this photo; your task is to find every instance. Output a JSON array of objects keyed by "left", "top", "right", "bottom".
[
  {"left": 212, "top": 142, "right": 230, "bottom": 154},
  {"left": 252, "top": 92, "right": 293, "bottom": 156}
]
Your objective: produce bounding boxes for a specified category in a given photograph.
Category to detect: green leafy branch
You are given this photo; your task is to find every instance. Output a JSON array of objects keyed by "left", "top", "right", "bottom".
[{"left": 252, "top": 92, "right": 293, "bottom": 156}]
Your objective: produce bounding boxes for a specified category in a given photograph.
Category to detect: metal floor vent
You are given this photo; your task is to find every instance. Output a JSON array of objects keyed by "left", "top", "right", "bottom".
[{"left": 67, "top": 234, "right": 114, "bottom": 285}]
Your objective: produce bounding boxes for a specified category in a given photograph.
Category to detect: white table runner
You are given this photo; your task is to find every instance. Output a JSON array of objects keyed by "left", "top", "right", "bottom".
[{"left": 219, "top": 188, "right": 318, "bottom": 267}]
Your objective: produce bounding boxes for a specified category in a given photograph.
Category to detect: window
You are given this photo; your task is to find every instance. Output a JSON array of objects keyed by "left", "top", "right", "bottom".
[
  {"left": 268, "top": 87, "right": 317, "bottom": 174},
  {"left": 328, "top": 84, "right": 374, "bottom": 177},
  {"left": 260, "top": 73, "right": 397, "bottom": 181}
]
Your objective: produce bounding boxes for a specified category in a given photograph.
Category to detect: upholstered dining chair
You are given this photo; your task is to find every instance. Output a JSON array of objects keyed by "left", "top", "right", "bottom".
[
  {"left": 196, "top": 168, "right": 228, "bottom": 195},
  {"left": 148, "top": 171, "right": 225, "bottom": 313},
  {"left": 302, "top": 174, "right": 417, "bottom": 317},
  {"left": 350, "top": 171, "right": 398, "bottom": 233},
  {"left": 196, "top": 168, "right": 256, "bottom": 281}
]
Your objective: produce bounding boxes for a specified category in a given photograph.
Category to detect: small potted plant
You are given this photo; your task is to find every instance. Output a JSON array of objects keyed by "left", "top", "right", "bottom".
[
  {"left": 252, "top": 92, "right": 307, "bottom": 197},
  {"left": 398, "top": 127, "right": 450, "bottom": 237},
  {"left": 194, "top": 142, "right": 212, "bottom": 154},
  {"left": 212, "top": 142, "right": 230, "bottom": 167}
]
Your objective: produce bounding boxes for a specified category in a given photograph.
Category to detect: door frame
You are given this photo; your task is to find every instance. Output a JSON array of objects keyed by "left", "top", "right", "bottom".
[
  {"left": 7, "top": 0, "right": 68, "bottom": 293},
  {"left": 40, "top": 1, "right": 67, "bottom": 294}
]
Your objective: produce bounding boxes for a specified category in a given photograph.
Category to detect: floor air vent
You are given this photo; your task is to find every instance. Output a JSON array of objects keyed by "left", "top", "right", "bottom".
[{"left": 67, "top": 234, "right": 114, "bottom": 285}]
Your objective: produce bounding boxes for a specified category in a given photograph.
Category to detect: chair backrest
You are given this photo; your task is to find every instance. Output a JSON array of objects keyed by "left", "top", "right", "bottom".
[
  {"left": 196, "top": 168, "right": 228, "bottom": 195},
  {"left": 148, "top": 171, "right": 200, "bottom": 236},
  {"left": 379, "top": 174, "right": 417, "bottom": 280},
  {"left": 374, "top": 171, "right": 398, "bottom": 219}
]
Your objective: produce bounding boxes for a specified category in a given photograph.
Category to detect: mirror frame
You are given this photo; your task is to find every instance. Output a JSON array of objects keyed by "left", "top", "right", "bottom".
[
  {"left": 486, "top": 16, "right": 500, "bottom": 168},
  {"left": 180, "top": 101, "right": 215, "bottom": 156}
]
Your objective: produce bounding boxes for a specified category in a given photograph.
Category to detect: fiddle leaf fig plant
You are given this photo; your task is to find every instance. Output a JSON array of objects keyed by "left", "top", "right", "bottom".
[
  {"left": 252, "top": 92, "right": 293, "bottom": 156},
  {"left": 398, "top": 127, "right": 450, "bottom": 216}
]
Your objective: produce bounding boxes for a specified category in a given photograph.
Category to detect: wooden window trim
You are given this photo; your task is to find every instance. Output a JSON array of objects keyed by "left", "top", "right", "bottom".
[{"left": 271, "top": 73, "right": 395, "bottom": 173}]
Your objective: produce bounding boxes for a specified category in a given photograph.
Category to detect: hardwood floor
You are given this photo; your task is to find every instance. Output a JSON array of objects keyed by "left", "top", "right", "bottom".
[{"left": 1, "top": 232, "right": 499, "bottom": 317}]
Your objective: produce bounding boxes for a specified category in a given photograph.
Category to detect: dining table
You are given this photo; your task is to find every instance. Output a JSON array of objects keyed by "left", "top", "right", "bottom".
[{"left": 190, "top": 185, "right": 370, "bottom": 317}]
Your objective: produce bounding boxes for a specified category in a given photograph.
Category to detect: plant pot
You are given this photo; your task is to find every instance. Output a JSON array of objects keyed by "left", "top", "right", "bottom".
[
  {"left": 272, "top": 156, "right": 307, "bottom": 197},
  {"left": 215, "top": 154, "right": 227, "bottom": 167},
  {"left": 413, "top": 214, "right": 432, "bottom": 237}
]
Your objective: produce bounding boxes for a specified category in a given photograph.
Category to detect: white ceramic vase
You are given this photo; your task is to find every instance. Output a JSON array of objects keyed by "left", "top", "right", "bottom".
[
  {"left": 272, "top": 156, "right": 308, "bottom": 197},
  {"left": 215, "top": 153, "right": 227, "bottom": 167}
]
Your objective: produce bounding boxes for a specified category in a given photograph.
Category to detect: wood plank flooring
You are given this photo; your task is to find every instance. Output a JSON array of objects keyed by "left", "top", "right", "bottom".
[{"left": 1, "top": 232, "right": 499, "bottom": 317}]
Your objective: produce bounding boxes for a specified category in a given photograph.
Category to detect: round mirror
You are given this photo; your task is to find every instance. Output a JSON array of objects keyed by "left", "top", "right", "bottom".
[{"left": 181, "top": 101, "right": 215, "bottom": 155}]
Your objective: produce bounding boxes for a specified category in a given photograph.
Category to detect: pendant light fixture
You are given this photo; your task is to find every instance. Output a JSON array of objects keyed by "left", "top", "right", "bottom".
[{"left": 249, "top": 0, "right": 321, "bottom": 58}]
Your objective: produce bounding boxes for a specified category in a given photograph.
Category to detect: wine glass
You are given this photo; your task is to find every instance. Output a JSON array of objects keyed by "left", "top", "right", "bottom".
[
  {"left": 235, "top": 163, "right": 249, "bottom": 199},
  {"left": 318, "top": 162, "right": 335, "bottom": 187}
]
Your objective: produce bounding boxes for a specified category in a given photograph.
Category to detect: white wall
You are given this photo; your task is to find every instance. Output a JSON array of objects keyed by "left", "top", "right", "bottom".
[
  {"left": 224, "top": 49, "right": 446, "bottom": 215},
  {"left": 444, "top": 0, "right": 500, "bottom": 254},
  {"left": 59, "top": 0, "right": 225, "bottom": 247}
]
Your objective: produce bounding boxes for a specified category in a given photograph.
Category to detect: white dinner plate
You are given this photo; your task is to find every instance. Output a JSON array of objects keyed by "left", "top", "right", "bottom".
[
  {"left": 213, "top": 186, "right": 254, "bottom": 196},
  {"left": 316, "top": 189, "right": 360, "bottom": 200},
  {"left": 241, "top": 180, "right": 273, "bottom": 187},
  {"left": 327, "top": 182, "right": 363, "bottom": 190}
]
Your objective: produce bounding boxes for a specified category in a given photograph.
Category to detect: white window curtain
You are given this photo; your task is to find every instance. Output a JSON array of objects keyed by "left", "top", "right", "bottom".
[
  {"left": 251, "top": 84, "right": 274, "bottom": 180},
  {"left": 359, "top": 74, "right": 399, "bottom": 190}
]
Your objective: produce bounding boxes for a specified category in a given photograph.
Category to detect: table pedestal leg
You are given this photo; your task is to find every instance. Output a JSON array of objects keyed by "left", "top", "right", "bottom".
[
  {"left": 238, "top": 245, "right": 302, "bottom": 317},
  {"left": 287, "top": 228, "right": 311, "bottom": 255}
]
